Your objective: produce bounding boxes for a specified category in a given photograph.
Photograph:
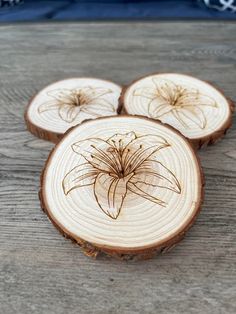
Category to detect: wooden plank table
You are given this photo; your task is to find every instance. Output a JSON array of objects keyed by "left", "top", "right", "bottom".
[{"left": 0, "top": 22, "right": 235, "bottom": 314}]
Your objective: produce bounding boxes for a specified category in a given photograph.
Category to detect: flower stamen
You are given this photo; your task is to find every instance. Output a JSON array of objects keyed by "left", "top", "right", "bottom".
[{"left": 90, "top": 145, "right": 119, "bottom": 174}]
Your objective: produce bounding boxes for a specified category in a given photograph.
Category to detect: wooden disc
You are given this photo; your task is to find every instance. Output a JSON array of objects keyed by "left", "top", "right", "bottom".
[
  {"left": 40, "top": 116, "right": 204, "bottom": 259},
  {"left": 25, "top": 78, "right": 122, "bottom": 143},
  {"left": 121, "top": 73, "right": 234, "bottom": 148}
]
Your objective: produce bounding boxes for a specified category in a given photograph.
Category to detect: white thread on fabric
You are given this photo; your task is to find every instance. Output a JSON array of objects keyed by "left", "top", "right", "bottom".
[
  {"left": 202, "top": 0, "right": 236, "bottom": 12},
  {"left": 0, "top": 0, "right": 23, "bottom": 8}
]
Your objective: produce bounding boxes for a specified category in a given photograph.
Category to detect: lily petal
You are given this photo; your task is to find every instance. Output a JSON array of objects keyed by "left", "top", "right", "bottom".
[
  {"left": 81, "top": 99, "right": 116, "bottom": 115},
  {"left": 72, "top": 138, "right": 119, "bottom": 174},
  {"left": 127, "top": 182, "right": 166, "bottom": 207},
  {"left": 198, "top": 93, "right": 218, "bottom": 107},
  {"left": 63, "top": 163, "right": 98, "bottom": 195},
  {"left": 171, "top": 110, "right": 189, "bottom": 128},
  {"left": 133, "top": 87, "right": 157, "bottom": 99},
  {"left": 176, "top": 107, "right": 207, "bottom": 129},
  {"left": 94, "top": 172, "right": 132, "bottom": 219},
  {"left": 58, "top": 104, "right": 81, "bottom": 123},
  {"left": 179, "top": 92, "right": 217, "bottom": 108},
  {"left": 130, "top": 160, "right": 181, "bottom": 193},
  {"left": 38, "top": 100, "right": 60, "bottom": 113},
  {"left": 107, "top": 132, "right": 136, "bottom": 152},
  {"left": 82, "top": 87, "right": 113, "bottom": 101},
  {"left": 47, "top": 89, "right": 75, "bottom": 102},
  {"left": 123, "top": 135, "right": 170, "bottom": 174},
  {"left": 149, "top": 100, "right": 173, "bottom": 119}
]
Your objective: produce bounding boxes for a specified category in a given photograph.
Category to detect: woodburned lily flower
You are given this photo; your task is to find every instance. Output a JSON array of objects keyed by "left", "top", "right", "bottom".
[
  {"left": 134, "top": 78, "right": 217, "bottom": 129},
  {"left": 38, "top": 87, "right": 115, "bottom": 123},
  {"left": 63, "top": 132, "right": 181, "bottom": 219}
]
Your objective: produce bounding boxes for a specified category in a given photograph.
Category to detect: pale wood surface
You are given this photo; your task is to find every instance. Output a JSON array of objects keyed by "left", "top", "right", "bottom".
[
  {"left": 41, "top": 116, "right": 202, "bottom": 257},
  {"left": 122, "top": 73, "right": 233, "bottom": 147},
  {"left": 26, "top": 78, "right": 122, "bottom": 142},
  {"left": 0, "top": 22, "right": 235, "bottom": 314}
]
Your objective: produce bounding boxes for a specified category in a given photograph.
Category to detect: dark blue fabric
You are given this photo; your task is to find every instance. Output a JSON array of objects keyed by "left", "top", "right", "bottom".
[
  {"left": 0, "top": 0, "right": 235, "bottom": 22},
  {"left": 0, "top": 1, "right": 69, "bottom": 21}
]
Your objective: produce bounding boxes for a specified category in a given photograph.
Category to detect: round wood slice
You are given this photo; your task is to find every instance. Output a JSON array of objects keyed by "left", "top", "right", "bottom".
[
  {"left": 120, "top": 73, "right": 234, "bottom": 148},
  {"left": 25, "top": 78, "right": 122, "bottom": 143},
  {"left": 40, "top": 116, "right": 204, "bottom": 260}
]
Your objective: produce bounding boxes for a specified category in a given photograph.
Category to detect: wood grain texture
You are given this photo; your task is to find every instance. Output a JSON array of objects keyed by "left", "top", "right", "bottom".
[
  {"left": 25, "top": 78, "right": 122, "bottom": 143},
  {"left": 40, "top": 116, "right": 203, "bottom": 258},
  {"left": 0, "top": 22, "right": 235, "bottom": 314},
  {"left": 120, "top": 73, "right": 234, "bottom": 149}
]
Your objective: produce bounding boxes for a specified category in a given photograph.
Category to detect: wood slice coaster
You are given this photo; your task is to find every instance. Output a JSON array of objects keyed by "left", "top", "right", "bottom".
[
  {"left": 40, "top": 116, "right": 204, "bottom": 260},
  {"left": 121, "top": 73, "right": 234, "bottom": 148},
  {"left": 25, "top": 78, "right": 122, "bottom": 143}
]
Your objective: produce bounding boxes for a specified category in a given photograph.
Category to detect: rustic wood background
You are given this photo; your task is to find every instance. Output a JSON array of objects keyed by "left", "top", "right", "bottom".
[{"left": 0, "top": 22, "right": 235, "bottom": 314}]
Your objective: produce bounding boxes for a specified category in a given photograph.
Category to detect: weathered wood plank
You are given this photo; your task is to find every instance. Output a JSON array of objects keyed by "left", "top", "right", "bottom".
[{"left": 0, "top": 22, "right": 235, "bottom": 314}]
